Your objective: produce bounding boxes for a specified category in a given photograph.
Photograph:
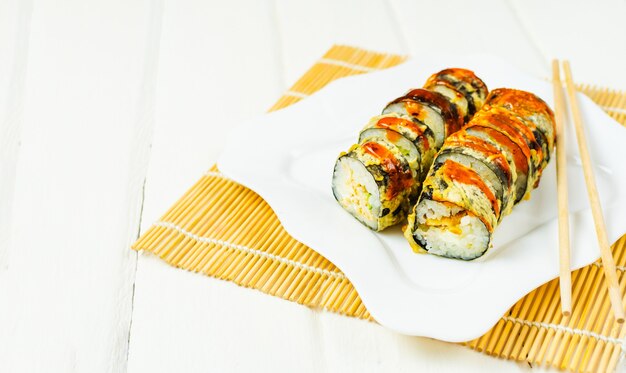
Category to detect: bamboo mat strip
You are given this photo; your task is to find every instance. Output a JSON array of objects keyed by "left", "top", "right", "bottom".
[{"left": 132, "top": 45, "right": 626, "bottom": 372}]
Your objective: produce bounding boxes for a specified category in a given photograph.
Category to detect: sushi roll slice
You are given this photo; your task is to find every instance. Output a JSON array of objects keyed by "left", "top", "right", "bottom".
[
  {"left": 464, "top": 125, "right": 521, "bottom": 215},
  {"left": 468, "top": 106, "right": 547, "bottom": 203},
  {"left": 485, "top": 89, "right": 555, "bottom": 179},
  {"left": 425, "top": 159, "right": 501, "bottom": 227},
  {"left": 464, "top": 123, "right": 527, "bottom": 208},
  {"left": 482, "top": 106, "right": 550, "bottom": 186},
  {"left": 382, "top": 89, "right": 462, "bottom": 148},
  {"left": 332, "top": 140, "right": 416, "bottom": 231},
  {"left": 485, "top": 88, "right": 555, "bottom": 152},
  {"left": 404, "top": 87, "right": 556, "bottom": 260},
  {"left": 358, "top": 127, "right": 421, "bottom": 178},
  {"left": 434, "top": 131, "right": 514, "bottom": 219},
  {"left": 424, "top": 78, "right": 471, "bottom": 123},
  {"left": 424, "top": 68, "right": 489, "bottom": 118},
  {"left": 405, "top": 159, "right": 500, "bottom": 260},
  {"left": 406, "top": 198, "right": 493, "bottom": 260},
  {"left": 360, "top": 113, "right": 437, "bottom": 180}
]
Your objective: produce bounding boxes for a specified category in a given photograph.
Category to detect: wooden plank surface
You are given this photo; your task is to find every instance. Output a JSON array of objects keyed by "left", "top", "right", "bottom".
[
  {"left": 1, "top": 0, "right": 625, "bottom": 372},
  {"left": 0, "top": 0, "right": 154, "bottom": 371}
]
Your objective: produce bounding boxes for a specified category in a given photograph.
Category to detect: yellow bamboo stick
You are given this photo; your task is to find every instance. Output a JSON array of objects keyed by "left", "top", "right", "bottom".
[
  {"left": 563, "top": 60, "right": 625, "bottom": 323},
  {"left": 553, "top": 60, "right": 572, "bottom": 317}
]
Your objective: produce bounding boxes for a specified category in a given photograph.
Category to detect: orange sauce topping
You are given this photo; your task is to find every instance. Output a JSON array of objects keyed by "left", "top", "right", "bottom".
[
  {"left": 385, "top": 130, "right": 401, "bottom": 142},
  {"left": 445, "top": 132, "right": 512, "bottom": 183},
  {"left": 425, "top": 68, "right": 488, "bottom": 97},
  {"left": 477, "top": 109, "right": 543, "bottom": 163},
  {"left": 405, "top": 89, "right": 463, "bottom": 134},
  {"left": 485, "top": 89, "right": 555, "bottom": 154},
  {"left": 362, "top": 142, "right": 414, "bottom": 200},
  {"left": 404, "top": 101, "right": 427, "bottom": 121},
  {"left": 376, "top": 116, "right": 431, "bottom": 152},
  {"left": 472, "top": 125, "right": 529, "bottom": 175},
  {"left": 376, "top": 116, "right": 424, "bottom": 136},
  {"left": 441, "top": 160, "right": 500, "bottom": 218},
  {"left": 486, "top": 88, "right": 554, "bottom": 128},
  {"left": 473, "top": 113, "right": 529, "bottom": 154}
]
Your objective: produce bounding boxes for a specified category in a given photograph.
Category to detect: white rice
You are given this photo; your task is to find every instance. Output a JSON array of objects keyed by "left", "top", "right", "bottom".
[
  {"left": 412, "top": 199, "right": 490, "bottom": 260},
  {"left": 333, "top": 156, "right": 380, "bottom": 230},
  {"left": 383, "top": 102, "right": 445, "bottom": 147},
  {"left": 431, "top": 84, "right": 469, "bottom": 119}
]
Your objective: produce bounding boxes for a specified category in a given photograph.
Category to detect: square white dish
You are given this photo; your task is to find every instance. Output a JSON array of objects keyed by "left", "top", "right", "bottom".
[{"left": 218, "top": 54, "right": 626, "bottom": 342}]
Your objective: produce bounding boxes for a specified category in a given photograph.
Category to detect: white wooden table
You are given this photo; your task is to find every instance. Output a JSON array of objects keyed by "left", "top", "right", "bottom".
[{"left": 2, "top": 0, "right": 626, "bottom": 371}]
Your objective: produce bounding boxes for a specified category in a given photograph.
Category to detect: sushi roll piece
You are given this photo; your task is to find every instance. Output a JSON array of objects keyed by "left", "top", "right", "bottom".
[
  {"left": 406, "top": 198, "right": 493, "bottom": 260},
  {"left": 405, "top": 159, "right": 501, "bottom": 260},
  {"left": 484, "top": 89, "right": 555, "bottom": 185},
  {"left": 464, "top": 123, "right": 527, "bottom": 207},
  {"left": 332, "top": 140, "right": 416, "bottom": 231},
  {"left": 382, "top": 88, "right": 462, "bottom": 148},
  {"left": 464, "top": 125, "right": 521, "bottom": 215},
  {"left": 469, "top": 108, "right": 541, "bottom": 203},
  {"left": 485, "top": 88, "right": 555, "bottom": 152},
  {"left": 360, "top": 113, "right": 437, "bottom": 180},
  {"left": 358, "top": 127, "right": 421, "bottom": 179},
  {"left": 424, "top": 78, "right": 471, "bottom": 123},
  {"left": 434, "top": 131, "right": 514, "bottom": 219},
  {"left": 482, "top": 107, "right": 550, "bottom": 186},
  {"left": 424, "top": 68, "right": 489, "bottom": 119}
]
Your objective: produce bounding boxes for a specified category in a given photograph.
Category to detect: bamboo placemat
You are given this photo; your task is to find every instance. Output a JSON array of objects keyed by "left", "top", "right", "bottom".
[{"left": 132, "top": 45, "right": 626, "bottom": 372}]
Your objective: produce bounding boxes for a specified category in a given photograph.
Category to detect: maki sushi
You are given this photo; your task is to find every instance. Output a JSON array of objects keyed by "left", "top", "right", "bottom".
[
  {"left": 424, "top": 68, "right": 489, "bottom": 122},
  {"left": 332, "top": 68, "right": 488, "bottom": 231},
  {"left": 382, "top": 88, "right": 463, "bottom": 147},
  {"left": 404, "top": 88, "right": 555, "bottom": 260},
  {"left": 333, "top": 139, "right": 416, "bottom": 231},
  {"left": 485, "top": 88, "right": 555, "bottom": 184}
]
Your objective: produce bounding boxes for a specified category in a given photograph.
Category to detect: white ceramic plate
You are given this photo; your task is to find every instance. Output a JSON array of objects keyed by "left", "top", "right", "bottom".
[{"left": 218, "top": 55, "right": 626, "bottom": 342}]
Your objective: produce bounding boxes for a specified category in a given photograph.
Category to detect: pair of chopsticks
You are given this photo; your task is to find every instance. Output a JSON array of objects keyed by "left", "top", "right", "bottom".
[{"left": 552, "top": 60, "right": 625, "bottom": 322}]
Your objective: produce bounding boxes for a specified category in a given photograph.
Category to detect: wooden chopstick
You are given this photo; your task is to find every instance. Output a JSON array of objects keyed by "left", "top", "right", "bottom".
[
  {"left": 562, "top": 60, "right": 625, "bottom": 323},
  {"left": 552, "top": 60, "right": 572, "bottom": 317}
]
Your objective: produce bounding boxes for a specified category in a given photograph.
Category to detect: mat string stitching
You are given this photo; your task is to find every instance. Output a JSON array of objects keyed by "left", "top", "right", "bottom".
[
  {"left": 602, "top": 106, "right": 626, "bottom": 115},
  {"left": 151, "top": 218, "right": 626, "bottom": 353},
  {"left": 317, "top": 58, "right": 380, "bottom": 72},
  {"left": 501, "top": 316, "right": 626, "bottom": 352},
  {"left": 152, "top": 221, "right": 347, "bottom": 279},
  {"left": 204, "top": 170, "right": 232, "bottom": 180},
  {"left": 593, "top": 261, "right": 626, "bottom": 273},
  {"left": 284, "top": 90, "right": 308, "bottom": 99}
]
